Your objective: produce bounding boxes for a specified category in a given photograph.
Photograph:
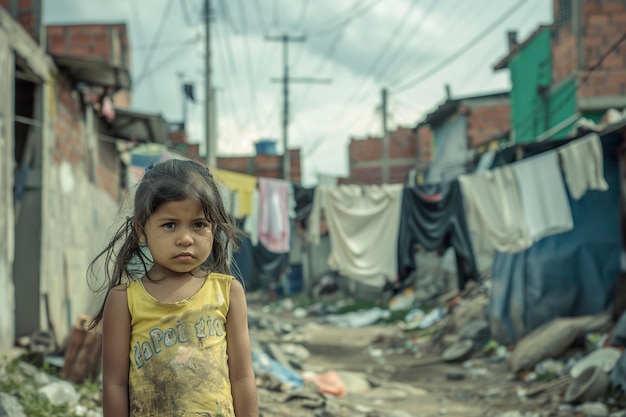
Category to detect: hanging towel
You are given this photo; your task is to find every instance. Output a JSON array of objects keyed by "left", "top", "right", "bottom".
[
  {"left": 258, "top": 177, "right": 291, "bottom": 253},
  {"left": 243, "top": 189, "right": 259, "bottom": 246},
  {"left": 215, "top": 169, "right": 257, "bottom": 218},
  {"left": 459, "top": 167, "right": 532, "bottom": 253},
  {"left": 316, "top": 184, "right": 403, "bottom": 288},
  {"left": 558, "top": 133, "right": 609, "bottom": 200},
  {"left": 512, "top": 150, "right": 573, "bottom": 242}
]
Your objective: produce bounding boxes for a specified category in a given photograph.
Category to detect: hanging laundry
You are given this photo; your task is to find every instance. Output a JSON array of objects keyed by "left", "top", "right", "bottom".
[
  {"left": 258, "top": 177, "right": 291, "bottom": 254},
  {"left": 215, "top": 169, "right": 257, "bottom": 218},
  {"left": 558, "top": 133, "right": 609, "bottom": 200},
  {"left": 459, "top": 167, "right": 532, "bottom": 253},
  {"left": 310, "top": 184, "right": 403, "bottom": 288},
  {"left": 397, "top": 180, "right": 478, "bottom": 290},
  {"left": 512, "top": 150, "right": 573, "bottom": 242},
  {"left": 243, "top": 189, "right": 259, "bottom": 246}
]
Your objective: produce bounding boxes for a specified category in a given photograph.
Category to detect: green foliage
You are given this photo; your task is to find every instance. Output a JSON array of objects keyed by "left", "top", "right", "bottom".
[{"left": 19, "top": 392, "right": 79, "bottom": 417}]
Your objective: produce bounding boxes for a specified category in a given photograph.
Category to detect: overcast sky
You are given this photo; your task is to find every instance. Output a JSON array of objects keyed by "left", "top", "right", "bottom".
[{"left": 44, "top": 0, "right": 552, "bottom": 185}]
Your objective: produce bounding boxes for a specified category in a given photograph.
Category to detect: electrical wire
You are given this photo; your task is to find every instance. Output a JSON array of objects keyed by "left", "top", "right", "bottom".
[
  {"left": 339, "top": 0, "right": 420, "bottom": 111},
  {"left": 132, "top": 37, "right": 199, "bottom": 50},
  {"left": 390, "top": 0, "right": 528, "bottom": 92},
  {"left": 252, "top": 0, "right": 269, "bottom": 34},
  {"left": 308, "top": 0, "right": 384, "bottom": 36},
  {"left": 235, "top": 0, "right": 263, "bottom": 130},
  {"left": 136, "top": 0, "right": 175, "bottom": 84},
  {"left": 373, "top": 0, "right": 439, "bottom": 84},
  {"left": 214, "top": 17, "right": 248, "bottom": 132},
  {"left": 293, "top": 0, "right": 311, "bottom": 32},
  {"left": 180, "top": 0, "right": 194, "bottom": 26},
  {"left": 134, "top": 38, "right": 202, "bottom": 87},
  {"left": 221, "top": 0, "right": 241, "bottom": 33}
]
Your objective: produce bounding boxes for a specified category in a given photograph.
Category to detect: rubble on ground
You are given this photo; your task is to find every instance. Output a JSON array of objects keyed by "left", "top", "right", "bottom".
[{"left": 3, "top": 277, "right": 626, "bottom": 416}]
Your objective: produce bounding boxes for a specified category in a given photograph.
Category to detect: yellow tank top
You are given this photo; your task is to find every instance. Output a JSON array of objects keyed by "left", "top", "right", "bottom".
[{"left": 126, "top": 273, "right": 235, "bottom": 417}]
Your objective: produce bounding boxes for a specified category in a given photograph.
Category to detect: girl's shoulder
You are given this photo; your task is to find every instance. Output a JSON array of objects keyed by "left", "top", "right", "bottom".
[{"left": 207, "top": 272, "right": 235, "bottom": 283}]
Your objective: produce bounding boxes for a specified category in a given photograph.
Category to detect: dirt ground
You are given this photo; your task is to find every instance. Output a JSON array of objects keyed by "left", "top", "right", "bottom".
[{"left": 247, "top": 298, "right": 550, "bottom": 417}]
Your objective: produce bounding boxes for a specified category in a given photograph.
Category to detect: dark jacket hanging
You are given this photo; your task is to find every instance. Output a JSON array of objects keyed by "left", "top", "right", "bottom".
[{"left": 397, "top": 180, "right": 478, "bottom": 290}]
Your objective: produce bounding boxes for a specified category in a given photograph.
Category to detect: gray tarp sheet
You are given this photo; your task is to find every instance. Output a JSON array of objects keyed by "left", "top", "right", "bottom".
[{"left": 489, "top": 134, "right": 622, "bottom": 343}]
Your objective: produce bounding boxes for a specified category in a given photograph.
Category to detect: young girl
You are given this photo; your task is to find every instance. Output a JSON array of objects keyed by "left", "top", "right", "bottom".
[{"left": 89, "top": 159, "right": 259, "bottom": 417}]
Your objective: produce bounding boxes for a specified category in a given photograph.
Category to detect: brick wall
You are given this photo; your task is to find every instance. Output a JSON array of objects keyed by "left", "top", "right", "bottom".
[
  {"left": 347, "top": 128, "right": 419, "bottom": 184},
  {"left": 415, "top": 125, "right": 433, "bottom": 167},
  {"left": 46, "top": 24, "right": 132, "bottom": 108},
  {"left": 578, "top": 0, "right": 626, "bottom": 98},
  {"left": 216, "top": 149, "right": 302, "bottom": 183},
  {"left": 0, "top": 0, "right": 41, "bottom": 42},
  {"left": 46, "top": 24, "right": 130, "bottom": 69},
  {"left": 388, "top": 127, "right": 417, "bottom": 159},
  {"left": 466, "top": 101, "right": 511, "bottom": 147},
  {"left": 349, "top": 136, "right": 381, "bottom": 163}
]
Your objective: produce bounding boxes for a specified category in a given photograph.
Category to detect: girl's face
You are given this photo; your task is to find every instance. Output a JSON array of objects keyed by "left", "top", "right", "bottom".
[{"left": 139, "top": 198, "right": 214, "bottom": 276}]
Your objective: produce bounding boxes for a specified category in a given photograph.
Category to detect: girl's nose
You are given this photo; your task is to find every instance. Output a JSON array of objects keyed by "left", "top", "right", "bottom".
[{"left": 176, "top": 232, "right": 193, "bottom": 246}]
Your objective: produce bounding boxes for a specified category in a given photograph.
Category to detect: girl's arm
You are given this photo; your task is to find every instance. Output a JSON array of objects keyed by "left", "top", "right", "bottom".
[
  {"left": 226, "top": 280, "right": 259, "bottom": 417},
  {"left": 102, "top": 286, "right": 131, "bottom": 417}
]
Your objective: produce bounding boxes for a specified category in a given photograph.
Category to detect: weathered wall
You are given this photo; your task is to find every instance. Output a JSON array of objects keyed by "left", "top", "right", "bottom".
[
  {"left": 0, "top": 28, "right": 15, "bottom": 352},
  {"left": 0, "top": 5, "right": 52, "bottom": 350},
  {"left": 41, "top": 77, "right": 119, "bottom": 344}
]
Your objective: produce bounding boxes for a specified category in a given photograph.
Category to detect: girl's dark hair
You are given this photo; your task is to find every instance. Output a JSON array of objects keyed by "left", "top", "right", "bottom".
[{"left": 88, "top": 159, "right": 238, "bottom": 328}]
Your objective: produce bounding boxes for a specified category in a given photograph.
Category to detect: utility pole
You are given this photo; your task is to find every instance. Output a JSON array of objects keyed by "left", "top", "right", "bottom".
[
  {"left": 266, "top": 34, "right": 331, "bottom": 181},
  {"left": 381, "top": 87, "right": 389, "bottom": 184},
  {"left": 204, "top": 0, "right": 216, "bottom": 168}
]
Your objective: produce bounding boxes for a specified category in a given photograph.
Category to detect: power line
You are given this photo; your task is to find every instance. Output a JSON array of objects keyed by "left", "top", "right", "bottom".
[
  {"left": 235, "top": 0, "right": 263, "bottom": 130},
  {"left": 180, "top": 0, "right": 194, "bottom": 26},
  {"left": 220, "top": 0, "right": 241, "bottom": 33},
  {"left": 214, "top": 14, "right": 247, "bottom": 132},
  {"left": 293, "top": 0, "right": 311, "bottom": 32},
  {"left": 390, "top": 0, "right": 528, "bottom": 93},
  {"left": 135, "top": 38, "right": 201, "bottom": 87},
  {"left": 308, "top": 0, "right": 384, "bottom": 36},
  {"left": 580, "top": 32, "right": 626, "bottom": 84},
  {"left": 252, "top": 0, "right": 269, "bottom": 33},
  {"left": 292, "top": 28, "right": 345, "bottom": 114},
  {"left": 132, "top": 36, "right": 199, "bottom": 50},
  {"left": 136, "top": 0, "right": 175, "bottom": 83},
  {"left": 339, "top": 0, "right": 419, "bottom": 110},
  {"left": 373, "top": 0, "right": 439, "bottom": 83}
]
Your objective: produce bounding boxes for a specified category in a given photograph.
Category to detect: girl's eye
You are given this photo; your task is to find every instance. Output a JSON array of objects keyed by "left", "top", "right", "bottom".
[
  {"left": 163, "top": 223, "right": 176, "bottom": 229},
  {"left": 193, "top": 222, "right": 209, "bottom": 229}
]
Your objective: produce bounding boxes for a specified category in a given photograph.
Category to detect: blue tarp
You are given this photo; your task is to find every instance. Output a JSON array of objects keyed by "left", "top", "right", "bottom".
[{"left": 489, "top": 133, "right": 622, "bottom": 344}]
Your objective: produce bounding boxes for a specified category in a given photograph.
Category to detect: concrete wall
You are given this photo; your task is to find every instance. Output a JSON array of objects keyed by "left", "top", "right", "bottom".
[
  {"left": 0, "top": 28, "right": 15, "bottom": 352},
  {"left": 0, "top": 5, "right": 52, "bottom": 351},
  {"left": 42, "top": 74, "right": 120, "bottom": 343}
]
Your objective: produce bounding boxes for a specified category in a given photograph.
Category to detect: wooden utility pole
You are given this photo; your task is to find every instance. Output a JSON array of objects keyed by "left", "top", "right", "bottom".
[{"left": 266, "top": 34, "right": 331, "bottom": 181}]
